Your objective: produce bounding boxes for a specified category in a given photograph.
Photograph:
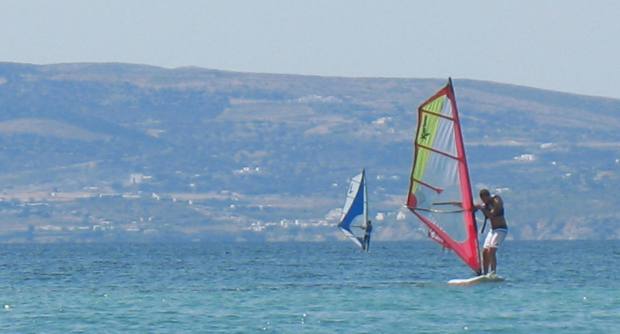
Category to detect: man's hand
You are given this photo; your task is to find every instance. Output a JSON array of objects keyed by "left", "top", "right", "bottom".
[{"left": 474, "top": 203, "right": 491, "bottom": 218}]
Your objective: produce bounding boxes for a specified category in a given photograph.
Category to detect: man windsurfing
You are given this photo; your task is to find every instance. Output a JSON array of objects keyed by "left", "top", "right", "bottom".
[
  {"left": 362, "top": 219, "right": 372, "bottom": 251},
  {"left": 475, "top": 189, "right": 508, "bottom": 276}
]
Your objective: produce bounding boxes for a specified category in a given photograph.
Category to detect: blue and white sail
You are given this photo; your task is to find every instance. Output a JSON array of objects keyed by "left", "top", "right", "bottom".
[{"left": 337, "top": 169, "right": 368, "bottom": 250}]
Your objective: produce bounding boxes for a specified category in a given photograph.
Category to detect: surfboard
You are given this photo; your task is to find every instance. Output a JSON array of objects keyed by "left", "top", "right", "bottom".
[{"left": 448, "top": 274, "right": 505, "bottom": 286}]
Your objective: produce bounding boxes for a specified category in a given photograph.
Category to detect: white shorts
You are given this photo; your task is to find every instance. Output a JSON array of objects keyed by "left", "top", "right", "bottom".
[{"left": 483, "top": 228, "right": 507, "bottom": 249}]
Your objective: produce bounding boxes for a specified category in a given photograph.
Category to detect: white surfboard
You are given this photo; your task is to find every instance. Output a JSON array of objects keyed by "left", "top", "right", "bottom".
[{"left": 448, "top": 274, "right": 505, "bottom": 286}]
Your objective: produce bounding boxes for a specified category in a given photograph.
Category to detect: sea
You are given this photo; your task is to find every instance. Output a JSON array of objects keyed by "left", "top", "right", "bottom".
[{"left": 1, "top": 240, "right": 618, "bottom": 333}]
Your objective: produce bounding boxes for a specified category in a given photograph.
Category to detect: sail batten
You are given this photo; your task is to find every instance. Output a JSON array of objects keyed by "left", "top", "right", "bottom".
[
  {"left": 420, "top": 109, "right": 456, "bottom": 121},
  {"left": 417, "top": 144, "right": 461, "bottom": 161},
  {"left": 412, "top": 177, "right": 443, "bottom": 194},
  {"left": 407, "top": 79, "right": 481, "bottom": 274}
]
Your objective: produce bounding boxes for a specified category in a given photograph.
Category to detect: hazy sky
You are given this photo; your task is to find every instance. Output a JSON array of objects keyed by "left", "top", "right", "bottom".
[{"left": 1, "top": 0, "right": 619, "bottom": 98}]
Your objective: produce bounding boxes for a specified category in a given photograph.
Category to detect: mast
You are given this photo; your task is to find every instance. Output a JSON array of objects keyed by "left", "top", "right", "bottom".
[
  {"left": 447, "top": 78, "right": 482, "bottom": 275},
  {"left": 363, "top": 169, "right": 368, "bottom": 229}
]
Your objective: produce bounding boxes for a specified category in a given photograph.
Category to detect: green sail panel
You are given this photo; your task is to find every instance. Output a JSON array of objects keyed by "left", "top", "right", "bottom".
[{"left": 411, "top": 96, "right": 445, "bottom": 194}]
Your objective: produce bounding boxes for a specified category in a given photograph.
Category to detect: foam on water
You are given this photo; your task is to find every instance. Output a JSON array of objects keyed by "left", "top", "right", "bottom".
[{"left": 0, "top": 241, "right": 618, "bottom": 332}]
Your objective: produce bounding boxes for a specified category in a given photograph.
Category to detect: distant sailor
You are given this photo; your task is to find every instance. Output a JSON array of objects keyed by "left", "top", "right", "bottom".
[
  {"left": 362, "top": 220, "right": 372, "bottom": 252},
  {"left": 475, "top": 189, "right": 508, "bottom": 276}
]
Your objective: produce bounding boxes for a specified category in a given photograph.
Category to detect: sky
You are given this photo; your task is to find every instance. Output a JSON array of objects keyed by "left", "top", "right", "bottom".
[{"left": 1, "top": 0, "right": 619, "bottom": 98}]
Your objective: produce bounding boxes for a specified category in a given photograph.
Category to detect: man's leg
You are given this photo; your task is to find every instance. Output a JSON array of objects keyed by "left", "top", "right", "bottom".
[
  {"left": 488, "top": 229, "right": 505, "bottom": 274},
  {"left": 489, "top": 247, "right": 497, "bottom": 273},
  {"left": 482, "top": 248, "right": 490, "bottom": 274}
]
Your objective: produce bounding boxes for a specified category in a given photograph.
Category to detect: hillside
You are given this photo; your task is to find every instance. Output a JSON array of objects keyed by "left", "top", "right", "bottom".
[{"left": 1, "top": 62, "right": 619, "bottom": 242}]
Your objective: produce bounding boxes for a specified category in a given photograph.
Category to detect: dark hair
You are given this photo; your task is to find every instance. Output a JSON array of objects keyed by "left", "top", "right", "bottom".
[{"left": 479, "top": 189, "right": 490, "bottom": 197}]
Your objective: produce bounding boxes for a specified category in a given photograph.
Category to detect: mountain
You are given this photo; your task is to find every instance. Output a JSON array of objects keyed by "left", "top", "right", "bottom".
[{"left": 1, "top": 62, "right": 619, "bottom": 242}]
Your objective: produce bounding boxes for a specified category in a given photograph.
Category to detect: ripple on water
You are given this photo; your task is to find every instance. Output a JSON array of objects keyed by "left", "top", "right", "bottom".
[{"left": 0, "top": 241, "right": 619, "bottom": 333}]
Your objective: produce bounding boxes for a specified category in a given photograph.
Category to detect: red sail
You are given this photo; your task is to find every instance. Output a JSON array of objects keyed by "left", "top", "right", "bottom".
[{"left": 406, "top": 79, "right": 481, "bottom": 274}]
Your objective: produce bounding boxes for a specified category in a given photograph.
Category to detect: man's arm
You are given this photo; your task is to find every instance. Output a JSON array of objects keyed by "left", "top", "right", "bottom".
[
  {"left": 490, "top": 196, "right": 503, "bottom": 216},
  {"left": 479, "top": 206, "right": 492, "bottom": 218},
  {"left": 479, "top": 196, "right": 503, "bottom": 218}
]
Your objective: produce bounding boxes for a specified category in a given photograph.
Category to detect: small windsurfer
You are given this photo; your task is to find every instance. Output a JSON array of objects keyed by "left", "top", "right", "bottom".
[
  {"left": 362, "top": 220, "right": 372, "bottom": 251},
  {"left": 475, "top": 189, "right": 508, "bottom": 276}
]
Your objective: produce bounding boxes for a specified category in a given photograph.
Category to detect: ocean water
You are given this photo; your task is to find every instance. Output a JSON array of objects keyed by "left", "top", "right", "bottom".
[{"left": 0, "top": 241, "right": 618, "bottom": 333}]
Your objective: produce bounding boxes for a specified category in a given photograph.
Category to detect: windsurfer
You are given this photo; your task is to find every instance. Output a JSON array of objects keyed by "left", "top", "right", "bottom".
[
  {"left": 362, "top": 220, "right": 372, "bottom": 251},
  {"left": 475, "top": 189, "right": 508, "bottom": 275}
]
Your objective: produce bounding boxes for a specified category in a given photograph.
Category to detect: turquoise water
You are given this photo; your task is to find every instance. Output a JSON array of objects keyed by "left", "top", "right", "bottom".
[{"left": 1, "top": 241, "right": 619, "bottom": 333}]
